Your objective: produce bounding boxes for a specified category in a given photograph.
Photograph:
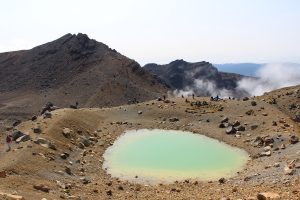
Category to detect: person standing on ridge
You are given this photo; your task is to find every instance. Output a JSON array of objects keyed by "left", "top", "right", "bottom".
[{"left": 6, "top": 134, "right": 12, "bottom": 152}]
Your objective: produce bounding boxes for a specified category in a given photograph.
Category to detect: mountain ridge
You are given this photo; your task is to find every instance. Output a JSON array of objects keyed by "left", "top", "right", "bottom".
[
  {"left": 0, "top": 33, "right": 169, "bottom": 122},
  {"left": 144, "top": 59, "right": 247, "bottom": 97}
]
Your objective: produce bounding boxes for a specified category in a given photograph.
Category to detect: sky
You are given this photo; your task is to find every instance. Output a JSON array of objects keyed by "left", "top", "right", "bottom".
[{"left": 0, "top": 0, "right": 300, "bottom": 65}]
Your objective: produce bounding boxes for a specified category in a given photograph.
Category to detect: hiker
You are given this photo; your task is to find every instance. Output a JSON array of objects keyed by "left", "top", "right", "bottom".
[
  {"left": 192, "top": 94, "right": 195, "bottom": 99},
  {"left": 6, "top": 134, "right": 12, "bottom": 152}
]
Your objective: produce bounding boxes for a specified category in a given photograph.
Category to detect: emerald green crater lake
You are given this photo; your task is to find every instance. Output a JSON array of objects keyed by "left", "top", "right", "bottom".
[{"left": 103, "top": 129, "right": 248, "bottom": 184}]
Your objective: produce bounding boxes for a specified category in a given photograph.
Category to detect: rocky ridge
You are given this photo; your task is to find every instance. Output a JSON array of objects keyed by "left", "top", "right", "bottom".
[
  {"left": 144, "top": 59, "right": 249, "bottom": 97},
  {"left": 0, "top": 33, "right": 168, "bottom": 127}
]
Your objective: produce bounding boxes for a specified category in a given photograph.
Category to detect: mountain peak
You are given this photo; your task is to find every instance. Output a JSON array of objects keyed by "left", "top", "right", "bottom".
[
  {"left": 0, "top": 33, "right": 168, "bottom": 114},
  {"left": 57, "top": 33, "right": 90, "bottom": 42},
  {"left": 170, "top": 59, "right": 188, "bottom": 65}
]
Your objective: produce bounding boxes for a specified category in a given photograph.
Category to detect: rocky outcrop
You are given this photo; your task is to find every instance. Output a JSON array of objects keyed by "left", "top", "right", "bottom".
[{"left": 144, "top": 59, "right": 248, "bottom": 97}]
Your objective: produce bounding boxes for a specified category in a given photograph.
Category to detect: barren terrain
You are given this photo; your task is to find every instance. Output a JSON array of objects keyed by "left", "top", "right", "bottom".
[{"left": 0, "top": 86, "right": 299, "bottom": 199}]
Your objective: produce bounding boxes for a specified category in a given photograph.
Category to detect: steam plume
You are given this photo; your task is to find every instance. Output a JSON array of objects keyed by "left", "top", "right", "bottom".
[{"left": 237, "top": 63, "right": 300, "bottom": 96}]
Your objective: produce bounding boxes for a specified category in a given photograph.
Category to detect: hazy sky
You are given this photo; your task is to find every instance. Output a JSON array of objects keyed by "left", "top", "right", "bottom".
[{"left": 1, "top": 0, "right": 299, "bottom": 65}]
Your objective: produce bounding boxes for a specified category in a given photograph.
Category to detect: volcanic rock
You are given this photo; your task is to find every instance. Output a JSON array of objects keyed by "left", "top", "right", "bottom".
[
  {"left": 226, "top": 126, "right": 236, "bottom": 134},
  {"left": 33, "top": 184, "right": 50, "bottom": 193},
  {"left": 257, "top": 192, "right": 280, "bottom": 200},
  {"left": 289, "top": 135, "right": 299, "bottom": 144},
  {"left": 62, "top": 128, "right": 72, "bottom": 138},
  {"left": 169, "top": 117, "right": 179, "bottom": 122}
]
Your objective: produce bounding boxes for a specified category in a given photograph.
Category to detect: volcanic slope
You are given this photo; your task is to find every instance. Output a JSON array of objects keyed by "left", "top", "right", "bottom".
[
  {"left": 258, "top": 85, "right": 300, "bottom": 123},
  {"left": 0, "top": 33, "right": 168, "bottom": 123},
  {"left": 0, "top": 86, "right": 299, "bottom": 199}
]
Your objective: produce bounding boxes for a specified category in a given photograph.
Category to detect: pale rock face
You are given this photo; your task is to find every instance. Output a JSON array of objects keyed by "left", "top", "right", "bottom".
[{"left": 0, "top": 192, "right": 24, "bottom": 200}]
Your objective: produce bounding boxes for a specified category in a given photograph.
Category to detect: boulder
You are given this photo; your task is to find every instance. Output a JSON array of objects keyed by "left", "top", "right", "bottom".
[
  {"left": 226, "top": 126, "right": 236, "bottom": 134},
  {"left": 118, "top": 185, "right": 124, "bottom": 190},
  {"left": 62, "top": 128, "right": 72, "bottom": 138},
  {"left": 60, "top": 153, "right": 69, "bottom": 159},
  {"left": 264, "top": 146, "right": 272, "bottom": 152},
  {"left": 56, "top": 180, "right": 66, "bottom": 189},
  {"left": 257, "top": 192, "right": 280, "bottom": 200},
  {"left": 106, "top": 190, "right": 112, "bottom": 196},
  {"left": 250, "top": 125, "right": 258, "bottom": 130},
  {"left": 33, "top": 184, "right": 50, "bottom": 193},
  {"left": 12, "top": 131, "right": 26, "bottom": 141},
  {"left": 236, "top": 125, "right": 246, "bottom": 131},
  {"left": 218, "top": 177, "right": 226, "bottom": 184},
  {"left": 233, "top": 120, "right": 240, "bottom": 127},
  {"left": 78, "top": 142, "right": 85, "bottom": 149},
  {"left": 219, "top": 123, "right": 226, "bottom": 128},
  {"left": 253, "top": 136, "right": 264, "bottom": 147},
  {"left": 243, "top": 97, "right": 249, "bottom": 101},
  {"left": 15, "top": 134, "right": 31, "bottom": 143},
  {"left": 81, "top": 137, "right": 91, "bottom": 147},
  {"left": 80, "top": 177, "right": 91, "bottom": 184},
  {"left": 169, "top": 117, "right": 179, "bottom": 122},
  {"left": 260, "top": 150, "right": 271, "bottom": 157},
  {"left": 65, "top": 166, "right": 72, "bottom": 175},
  {"left": 251, "top": 101, "right": 257, "bottom": 106},
  {"left": 246, "top": 109, "right": 254, "bottom": 115},
  {"left": 290, "top": 135, "right": 299, "bottom": 144},
  {"left": 12, "top": 120, "right": 22, "bottom": 127},
  {"left": 43, "top": 111, "right": 52, "bottom": 119},
  {"left": 273, "top": 163, "right": 280, "bottom": 167},
  {"left": 33, "top": 125, "right": 42, "bottom": 133},
  {"left": 264, "top": 138, "right": 274, "bottom": 146},
  {"left": 34, "top": 137, "right": 56, "bottom": 150},
  {"left": 221, "top": 117, "right": 229, "bottom": 123},
  {"left": 31, "top": 116, "right": 37, "bottom": 121}
]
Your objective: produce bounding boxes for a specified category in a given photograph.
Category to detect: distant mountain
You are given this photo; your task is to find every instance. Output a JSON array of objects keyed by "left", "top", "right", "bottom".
[
  {"left": 214, "top": 63, "right": 263, "bottom": 76},
  {"left": 144, "top": 59, "right": 248, "bottom": 97},
  {"left": 0, "top": 33, "right": 168, "bottom": 121}
]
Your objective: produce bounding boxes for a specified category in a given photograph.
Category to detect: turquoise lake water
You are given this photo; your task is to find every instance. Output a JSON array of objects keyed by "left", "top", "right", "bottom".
[{"left": 103, "top": 129, "right": 248, "bottom": 184}]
